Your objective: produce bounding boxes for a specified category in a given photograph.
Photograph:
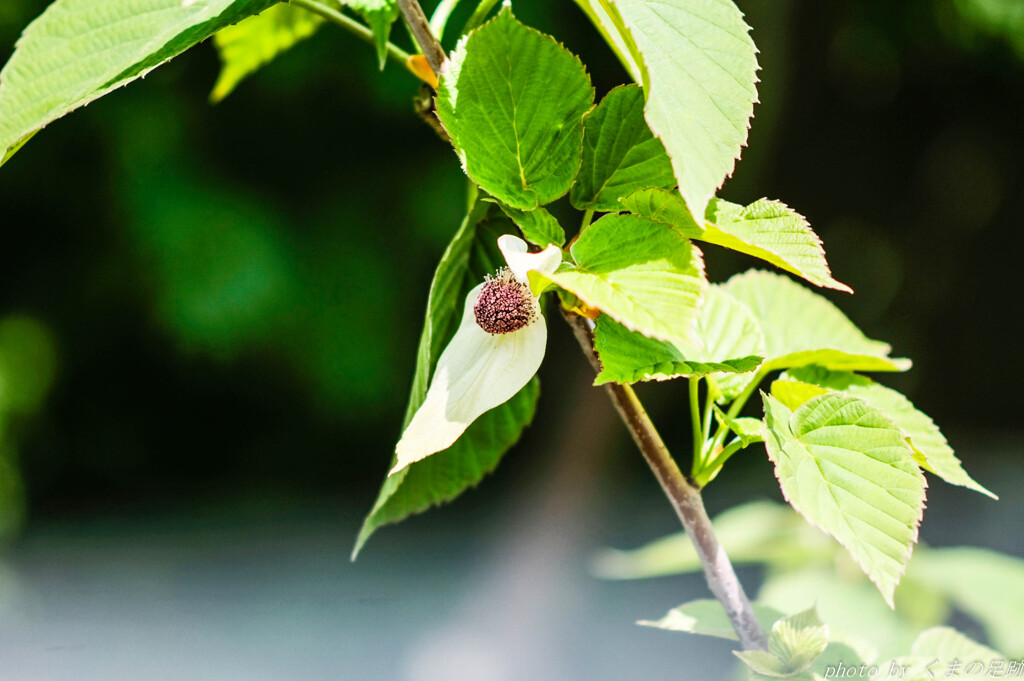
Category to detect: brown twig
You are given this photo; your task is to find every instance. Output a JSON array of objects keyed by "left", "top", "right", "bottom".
[
  {"left": 396, "top": 0, "right": 447, "bottom": 76},
  {"left": 563, "top": 310, "right": 768, "bottom": 651}
]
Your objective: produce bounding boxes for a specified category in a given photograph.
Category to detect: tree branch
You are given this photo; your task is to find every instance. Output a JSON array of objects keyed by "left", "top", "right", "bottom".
[
  {"left": 397, "top": 0, "right": 448, "bottom": 76},
  {"left": 563, "top": 311, "right": 768, "bottom": 651}
]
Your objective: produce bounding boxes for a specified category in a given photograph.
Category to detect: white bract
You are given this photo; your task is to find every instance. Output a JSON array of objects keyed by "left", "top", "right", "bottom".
[{"left": 389, "top": 235, "right": 562, "bottom": 476}]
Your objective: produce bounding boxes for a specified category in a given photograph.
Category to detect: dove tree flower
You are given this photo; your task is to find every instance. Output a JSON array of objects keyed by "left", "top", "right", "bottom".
[{"left": 389, "top": 234, "right": 562, "bottom": 476}]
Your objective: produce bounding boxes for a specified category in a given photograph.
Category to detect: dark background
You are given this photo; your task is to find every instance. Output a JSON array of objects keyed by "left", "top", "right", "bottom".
[{"left": 0, "top": 1, "right": 1021, "bottom": 679}]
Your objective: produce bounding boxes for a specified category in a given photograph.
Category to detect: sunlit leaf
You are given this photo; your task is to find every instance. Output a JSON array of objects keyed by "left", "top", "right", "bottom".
[
  {"left": 570, "top": 84, "right": 675, "bottom": 211},
  {"left": 784, "top": 367, "right": 994, "bottom": 498},
  {"left": 0, "top": 0, "right": 281, "bottom": 160},
  {"left": 762, "top": 392, "right": 926, "bottom": 605},
  {"left": 539, "top": 214, "right": 706, "bottom": 346},
  {"left": 495, "top": 203, "right": 566, "bottom": 248},
  {"left": 436, "top": 7, "right": 594, "bottom": 209},
  {"left": 211, "top": 4, "right": 324, "bottom": 103},
  {"left": 722, "top": 271, "right": 910, "bottom": 373},
  {"left": 597, "top": 0, "right": 759, "bottom": 223},
  {"left": 592, "top": 316, "right": 760, "bottom": 385},
  {"left": 623, "top": 188, "right": 849, "bottom": 291}
]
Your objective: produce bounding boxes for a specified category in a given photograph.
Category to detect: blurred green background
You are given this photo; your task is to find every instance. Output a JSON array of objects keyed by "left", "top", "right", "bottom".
[{"left": 0, "top": 1, "right": 1022, "bottom": 679}]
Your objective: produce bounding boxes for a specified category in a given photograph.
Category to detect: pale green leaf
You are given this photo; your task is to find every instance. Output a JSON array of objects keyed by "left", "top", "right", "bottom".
[
  {"left": 592, "top": 315, "right": 761, "bottom": 385},
  {"left": 785, "top": 368, "right": 994, "bottom": 499},
  {"left": 734, "top": 650, "right": 789, "bottom": 678},
  {"left": 912, "top": 547, "right": 1024, "bottom": 656},
  {"left": 353, "top": 204, "right": 539, "bottom": 556},
  {"left": 211, "top": 4, "right": 323, "bottom": 103},
  {"left": 697, "top": 286, "right": 766, "bottom": 401},
  {"left": 911, "top": 626, "right": 1004, "bottom": 661},
  {"left": 722, "top": 271, "right": 910, "bottom": 373},
  {"left": 771, "top": 379, "right": 828, "bottom": 411},
  {"left": 495, "top": 203, "right": 566, "bottom": 248},
  {"left": 707, "top": 197, "right": 850, "bottom": 292},
  {"left": 603, "top": 0, "right": 759, "bottom": 223},
  {"left": 343, "top": 0, "right": 399, "bottom": 69},
  {"left": 623, "top": 189, "right": 850, "bottom": 292},
  {"left": 436, "top": 7, "right": 594, "bottom": 209},
  {"left": 639, "top": 599, "right": 783, "bottom": 642},
  {"left": 540, "top": 213, "right": 707, "bottom": 346},
  {"left": 762, "top": 392, "right": 926, "bottom": 606},
  {"left": 768, "top": 608, "right": 829, "bottom": 674},
  {"left": 570, "top": 84, "right": 675, "bottom": 211},
  {"left": 885, "top": 627, "right": 1007, "bottom": 680},
  {"left": 0, "top": 0, "right": 281, "bottom": 160}
]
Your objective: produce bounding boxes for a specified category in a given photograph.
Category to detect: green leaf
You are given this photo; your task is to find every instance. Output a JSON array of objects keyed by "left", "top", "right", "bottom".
[
  {"left": 697, "top": 286, "right": 766, "bottom": 401},
  {"left": 592, "top": 315, "right": 761, "bottom": 385},
  {"left": 884, "top": 628, "right": 1006, "bottom": 681},
  {"left": 762, "top": 392, "right": 927, "bottom": 606},
  {"left": 734, "top": 650, "right": 789, "bottom": 678},
  {"left": 622, "top": 189, "right": 850, "bottom": 292},
  {"left": 494, "top": 203, "right": 566, "bottom": 248},
  {"left": 639, "top": 599, "right": 784, "bottom": 642},
  {"left": 353, "top": 203, "right": 538, "bottom": 556},
  {"left": 771, "top": 379, "right": 828, "bottom": 411},
  {"left": 540, "top": 214, "right": 706, "bottom": 346},
  {"left": 601, "top": 0, "right": 759, "bottom": 223},
  {"left": 768, "top": 608, "right": 829, "bottom": 674},
  {"left": 712, "top": 406, "right": 763, "bottom": 447},
  {"left": 707, "top": 197, "right": 851, "bottom": 292},
  {"left": 343, "top": 0, "right": 399, "bottom": 69},
  {"left": 436, "top": 7, "right": 594, "bottom": 209},
  {"left": 912, "top": 548, "right": 1024, "bottom": 656},
  {"left": 784, "top": 368, "right": 995, "bottom": 498},
  {"left": 570, "top": 84, "right": 675, "bottom": 211},
  {"left": 0, "top": 0, "right": 281, "bottom": 160},
  {"left": 722, "top": 271, "right": 910, "bottom": 373},
  {"left": 211, "top": 4, "right": 324, "bottom": 103},
  {"left": 911, "top": 626, "right": 1004, "bottom": 660}
]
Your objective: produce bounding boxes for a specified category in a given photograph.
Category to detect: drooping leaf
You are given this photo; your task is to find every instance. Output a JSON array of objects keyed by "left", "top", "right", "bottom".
[
  {"left": 762, "top": 392, "right": 927, "bottom": 606},
  {"left": 622, "top": 188, "right": 850, "bottom": 292},
  {"left": 707, "top": 197, "right": 850, "bottom": 292},
  {"left": 596, "top": 0, "right": 759, "bottom": 223},
  {"left": 354, "top": 204, "right": 538, "bottom": 556},
  {"left": 343, "top": 0, "right": 399, "bottom": 68},
  {"left": 592, "top": 315, "right": 761, "bottom": 385},
  {"left": 211, "top": 3, "right": 324, "bottom": 103},
  {"left": 696, "top": 286, "right": 766, "bottom": 401},
  {"left": 570, "top": 84, "right": 675, "bottom": 211},
  {"left": 722, "top": 271, "right": 910, "bottom": 373},
  {"left": 435, "top": 7, "right": 594, "bottom": 209},
  {"left": 784, "top": 368, "right": 994, "bottom": 498},
  {"left": 0, "top": 0, "right": 282, "bottom": 162},
  {"left": 495, "top": 203, "right": 566, "bottom": 248},
  {"left": 538, "top": 213, "right": 706, "bottom": 346},
  {"left": 639, "top": 599, "right": 784, "bottom": 642}
]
